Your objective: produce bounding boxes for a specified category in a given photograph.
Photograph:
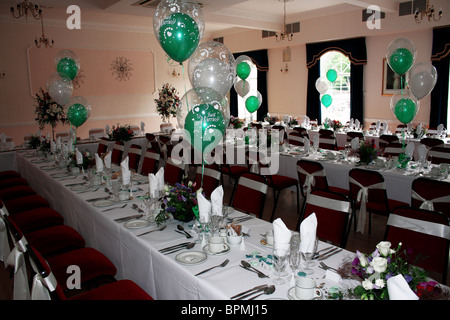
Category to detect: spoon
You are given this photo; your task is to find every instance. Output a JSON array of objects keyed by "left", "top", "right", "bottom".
[
  {"left": 240, "top": 260, "right": 269, "bottom": 278},
  {"left": 132, "top": 203, "right": 144, "bottom": 213},
  {"left": 163, "top": 242, "right": 195, "bottom": 254},
  {"left": 248, "top": 285, "right": 275, "bottom": 300},
  {"left": 195, "top": 259, "right": 229, "bottom": 276},
  {"left": 177, "top": 224, "right": 193, "bottom": 238}
]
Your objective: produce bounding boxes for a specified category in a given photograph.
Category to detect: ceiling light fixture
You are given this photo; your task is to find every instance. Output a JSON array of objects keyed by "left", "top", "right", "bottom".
[
  {"left": 276, "top": 0, "right": 294, "bottom": 42},
  {"left": 414, "top": 0, "right": 442, "bottom": 23},
  {"left": 10, "top": 0, "right": 41, "bottom": 20}
]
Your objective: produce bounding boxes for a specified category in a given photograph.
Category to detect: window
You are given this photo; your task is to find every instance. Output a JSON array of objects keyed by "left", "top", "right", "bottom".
[
  {"left": 237, "top": 61, "right": 258, "bottom": 123},
  {"left": 320, "top": 51, "right": 351, "bottom": 124}
]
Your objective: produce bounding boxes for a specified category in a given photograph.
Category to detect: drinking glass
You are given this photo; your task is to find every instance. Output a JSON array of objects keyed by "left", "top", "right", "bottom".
[
  {"left": 111, "top": 178, "right": 121, "bottom": 201},
  {"left": 272, "top": 247, "right": 288, "bottom": 285},
  {"left": 289, "top": 245, "right": 301, "bottom": 283},
  {"left": 300, "top": 237, "right": 318, "bottom": 275},
  {"left": 209, "top": 214, "right": 223, "bottom": 236}
]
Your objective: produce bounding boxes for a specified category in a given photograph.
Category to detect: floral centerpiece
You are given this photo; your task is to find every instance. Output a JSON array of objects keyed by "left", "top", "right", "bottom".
[
  {"left": 264, "top": 113, "right": 278, "bottom": 125},
  {"left": 351, "top": 241, "right": 430, "bottom": 300},
  {"left": 288, "top": 118, "right": 299, "bottom": 127},
  {"left": 412, "top": 124, "right": 428, "bottom": 139},
  {"left": 28, "top": 134, "right": 42, "bottom": 149},
  {"left": 331, "top": 120, "right": 343, "bottom": 131},
  {"left": 39, "top": 139, "right": 51, "bottom": 154},
  {"left": 229, "top": 116, "right": 245, "bottom": 129},
  {"left": 68, "top": 151, "right": 95, "bottom": 170},
  {"left": 107, "top": 124, "right": 134, "bottom": 142},
  {"left": 356, "top": 139, "right": 377, "bottom": 164},
  {"left": 156, "top": 181, "right": 198, "bottom": 223},
  {"left": 155, "top": 83, "right": 180, "bottom": 122},
  {"left": 34, "top": 88, "right": 68, "bottom": 140}
]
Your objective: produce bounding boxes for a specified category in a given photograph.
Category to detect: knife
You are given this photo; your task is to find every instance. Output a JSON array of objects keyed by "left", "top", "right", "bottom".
[
  {"left": 159, "top": 242, "right": 191, "bottom": 252},
  {"left": 86, "top": 196, "right": 110, "bottom": 202},
  {"left": 65, "top": 182, "right": 86, "bottom": 187},
  {"left": 232, "top": 285, "right": 269, "bottom": 300},
  {"left": 317, "top": 248, "right": 343, "bottom": 261},
  {"left": 230, "top": 285, "right": 268, "bottom": 300},
  {"left": 114, "top": 214, "right": 143, "bottom": 222}
]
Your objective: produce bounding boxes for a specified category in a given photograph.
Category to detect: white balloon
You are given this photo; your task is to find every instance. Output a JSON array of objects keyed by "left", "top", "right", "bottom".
[
  {"left": 234, "top": 79, "right": 250, "bottom": 97},
  {"left": 46, "top": 72, "right": 73, "bottom": 106},
  {"left": 315, "top": 77, "right": 329, "bottom": 94},
  {"left": 409, "top": 62, "right": 437, "bottom": 100}
]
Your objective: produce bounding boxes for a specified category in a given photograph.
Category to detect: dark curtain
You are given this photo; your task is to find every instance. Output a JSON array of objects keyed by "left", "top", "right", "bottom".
[
  {"left": 430, "top": 26, "right": 450, "bottom": 127},
  {"left": 230, "top": 49, "right": 269, "bottom": 121},
  {"left": 306, "top": 37, "right": 367, "bottom": 124}
]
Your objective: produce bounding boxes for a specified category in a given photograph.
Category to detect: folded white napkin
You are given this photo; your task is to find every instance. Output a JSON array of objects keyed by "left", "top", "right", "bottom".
[
  {"left": 300, "top": 213, "right": 317, "bottom": 253},
  {"left": 148, "top": 168, "right": 164, "bottom": 198},
  {"left": 50, "top": 140, "right": 57, "bottom": 153},
  {"left": 197, "top": 192, "right": 211, "bottom": 223},
  {"left": 405, "top": 142, "right": 415, "bottom": 159},
  {"left": 211, "top": 186, "right": 224, "bottom": 216},
  {"left": 313, "top": 134, "right": 319, "bottom": 149},
  {"left": 351, "top": 137, "right": 360, "bottom": 150},
  {"left": 156, "top": 167, "right": 164, "bottom": 189},
  {"left": 437, "top": 124, "right": 444, "bottom": 135},
  {"left": 121, "top": 156, "right": 130, "bottom": 185},
  {"left": 62, "top": 143, "right": 68, "bottom": 157},
  {"left": 105, "top": 125, "right": 110, "bottom": 133},
  {"left": 273, "top": 218, "right": 291, "bottom": 252},
  {"left": 407, "top": 123, "right": 412, "bottom": 132},
  {"left": 349, "top": 118, "right": 354, "bottom": 129},
  {"left": 56, "top": 137, "right": 61, "bottom": 150},
  {"left": 417, "top": 123, "right": 423, "bottom": 135},
  {"left": 95, "top": 153, "right": 103, "bottom": 173},
  {"left": 304, "top": 137, "right": 310, "bottom": 152},
  {"left": 140, "top": 121, "right": 145, "bottom": 132},
  {"left": 383, "top": 122, "right": 388, "bottom": 133},
  {"left": 387, "top": 274, "right": 419, "bottom": 300},
  {"left": 417, "top": 144, "right": 427, "bottom": 162},
  {"left": 75, "top": 148, "right": 83, "bottom": 165},
  {"left": 303, "top": 116, "right": 310, "bottom": 126},
  {"left": 104, "top": 151, "right": 111, "bottom": 169},
  {"left": 68, "top": 137, "right": 73, "bottom": 153},
  {"left": 355, "top": 119, "right": 360, "bottom": 130},
  {"left": 376, "top": 120, "right": 381, "bottom": 131},
  {"left": 0, "top": 133, "right": 5, "bottom": 143}
]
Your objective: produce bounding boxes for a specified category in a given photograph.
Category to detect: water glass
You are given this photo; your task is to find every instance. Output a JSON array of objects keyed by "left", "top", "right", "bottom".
[
  {"left": 300, "top": 237, "right": 318, "bottom": 275},
  {"left": 289, "top": 245, "right": 301, "bottom": 283},
  {"left": 111, "top": 178, "right": 121, "bottom": 201},
  {"left": 272, "top": 248, "right": 288, "bottom": 285}
]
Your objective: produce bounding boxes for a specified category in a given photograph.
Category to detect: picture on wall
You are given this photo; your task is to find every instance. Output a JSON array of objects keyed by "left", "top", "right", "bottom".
[{"left": 382, "top": 58, "right": 406, "bottom": 96}]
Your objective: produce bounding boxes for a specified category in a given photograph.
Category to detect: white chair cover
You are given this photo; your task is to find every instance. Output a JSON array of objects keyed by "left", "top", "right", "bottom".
[
  {"left": 411, "top": 191, "right": 450, "bottom": 211},
  {"left": 6, "top": 237, "right": 30, "bottom": 300}
]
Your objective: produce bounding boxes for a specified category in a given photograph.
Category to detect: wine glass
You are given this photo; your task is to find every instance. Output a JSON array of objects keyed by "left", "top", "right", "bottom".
[
  {"left": 289, "top": 245, "right": 301, "bottom": 284},
  {"left": 300, "top": 237, "right": 318, "bottom": 275},
  {"left": 272, "top": 247, "right": 288, "bottom": 285},
  {"left": 111, "top": 178, "right": 121, "bottom": 201}
]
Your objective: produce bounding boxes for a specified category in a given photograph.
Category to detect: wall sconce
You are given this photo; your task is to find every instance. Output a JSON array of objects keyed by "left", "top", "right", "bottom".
[
  {"left": 280, "top": 63, "right": 289, "bottom": 74},
  {"left": 171, "top": 69, "right": 181, "bottom": 78},
  {"left": 0, "top": 72, "right": 5, "bottom": 79}
]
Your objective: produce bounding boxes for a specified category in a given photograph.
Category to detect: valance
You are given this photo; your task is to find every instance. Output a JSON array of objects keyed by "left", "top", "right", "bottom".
[
  {"left": 306, "top": 37, "right": 367, "bottom": 68},
  {"left": 431, "top": 25, "right": 450, "bottom": 61},
  {"left": 233, "top": 49, "right": 269, "bottom": 72}
]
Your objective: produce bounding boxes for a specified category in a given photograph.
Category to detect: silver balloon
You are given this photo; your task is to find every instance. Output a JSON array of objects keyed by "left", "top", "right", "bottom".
[
  {"left": 46, "top": 72, "right": 73, "bottom": 106},
  {"left": 188, "top": 41, "right": 235, "bottom": 96},
  {"left": 234, "top": 79, "right": 250, "bottom": 97},
  {"left": 315, "top": 77, "right": 329, "bottom": 94},
  {"left": 177, "top": 87, "right": 229, "bottom": 129},
  {"left": 409, "top": 62, "right": 437, "bottom": 100}
]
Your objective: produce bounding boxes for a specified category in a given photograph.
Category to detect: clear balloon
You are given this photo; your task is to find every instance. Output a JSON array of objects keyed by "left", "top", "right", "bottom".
[
  {"left": 66, "top": 96, "right": 91, "bottom": 128},
  {"left": 234, "top": 79, "right": 250, "bottom": 97},
  {"left": 54, "top": 50, "right": 80, "bottom": 80},
  {"left": 188, "top": 41, "right": 235, "bottom": 97},
  {"left": 315, "top": 77, "right": 329, "bottom": 94},
  {"left": 390, "top": 90, "right": 419, "bottom": 124},
  {"left": 409, "top": 62, "right": 438, "bottom": 100},
  {"left": 177, "top": 87, "right": 229, "bottom": 130},
  {"left": 153, "top": 0, "right": 204, "bottom": 63},
  {"left": 46, "top": 72, "right": 73, "bottom": 106},
  {"left": 386, "top": 38, "right": 416, "bottom": 75}
]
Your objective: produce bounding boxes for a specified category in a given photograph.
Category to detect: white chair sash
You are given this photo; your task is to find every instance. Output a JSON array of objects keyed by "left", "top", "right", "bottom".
[
  {"left": 307, "top": 193, "right": 352, "bottom": 213},
  {"left": 387, "top": 214, "right": 450, "bottom": 240},
  {"left": 145, "top": 151, "right": 160, "bottom": 161},
  {"left": 29, "top": 256, "right": 58, "bottom": 300},
  {"left": 198, "top": 167, "right": 221, "bottom": 180},
  {"left": 0, "top": 217, "right": 11, "bottom": 265},
  {"left": 411, "top": 190, "right": 450, "bottom": 211},
  {"left": 113, "top": 144, "right": 124, "bottom": 151},
  {"left": 384, "top": 147, "right": 403, "bottom": 154},
  {"left": 297, "top": 166, "right": 326, "bottom": 195},
  {"left": 288, "top": 135, "right": 304, "bottom": 144},
  {"left": 128, "top": 147, "right": 142, "bottom": 155},
  {"left": 319, "top": 137, "right": 336, "bottom": 145},
  {"left": 349, "top": 177, "right": 386, "bottom": 233},
  {"left": 6, "top": 237, "right": 30, "bottom": 300},
  {"left": 428, "top": 150, "right": 450, "bottom": 159},
  {"left": 239, "top": 176, "right": 268, "bottom": 194}
]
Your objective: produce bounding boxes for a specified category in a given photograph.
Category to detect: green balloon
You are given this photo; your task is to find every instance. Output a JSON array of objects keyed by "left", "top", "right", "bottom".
[
  {"left": 321, "top": 94, "right": 333, "bottom": 108},
  {"left": 236, "top": 62, "right": 251, "bottom": 80},
  {"left": 57, "top": 57, "right": 78, "bottom": 80},
  {"left": 245, "top": 96, "right": 260, "bottom": 113},
  {"left": 184, "top": 104, "right": 226, "bottom": 153},
  {"left": 389, "top": 48, "right": 414, "bottom": 75},
  {"left": 67, "top": 103, "right": 88, "bottom": 128},
  {"left": 159, "top": 12, "right": 200, "bottom": 63},
  {"left": 394, "top": 98, "right": 416, "bottom": 124},
  {"left": 326, "top": 69, "right": 337, "bottom": 82}
]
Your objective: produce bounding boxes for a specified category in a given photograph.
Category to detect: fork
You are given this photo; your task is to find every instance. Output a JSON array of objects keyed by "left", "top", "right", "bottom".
[
  {"left": 319, "top": 262, "right": 339, "bottom": 273},
  {"left": 101, "top": 203, "right": 127, "bottom": 212}
]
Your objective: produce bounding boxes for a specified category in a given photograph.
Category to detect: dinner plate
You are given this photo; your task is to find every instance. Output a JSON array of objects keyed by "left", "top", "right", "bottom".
[
  {"left": 202, "top": 243, "right": 230, "bottom": 256},
  {"left": 287, "top": 287, "right": 323, "bottom": 300},
  {"left": 23, "top": 153, "right": 35, "bottom": 158},
  {"left": 92, "top": 199, "right": 115, "bottom": 207},
  {"left": 175, "top": 251, "right": 207, "bottom": 265},
  {"left": 40, "top": 165, "right": 55, "bottom": 171},
  {"left": 124, "top": 219, "right": 151, "bottom": 229},
  {"left": 51, "top": 173, "right": 70, "bottom": 179},
  {"left": 31, "top": 159, "right": 47, "bottom": 164},
  {"left": 71, "top": 184, "right": 92, "bottom": 192}
]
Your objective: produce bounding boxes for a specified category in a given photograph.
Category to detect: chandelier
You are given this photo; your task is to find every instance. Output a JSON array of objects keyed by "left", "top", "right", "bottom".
[
  {"left": 10, "top": 0, "right": 42, "bottom": 20},
  {"left": 276, "top": 0, "right": 293, "bottom": 42},
  {"left": 414, "top": 0, "right": 442, "bottom": 23},
  {"left": 35, "top": 13, "right": 54, "bottom": 48}
]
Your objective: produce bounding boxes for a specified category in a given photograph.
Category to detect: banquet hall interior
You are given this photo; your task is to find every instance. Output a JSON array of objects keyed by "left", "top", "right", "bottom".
[{"left": 0, "top": 0, "right": 450, "bottom": 301}]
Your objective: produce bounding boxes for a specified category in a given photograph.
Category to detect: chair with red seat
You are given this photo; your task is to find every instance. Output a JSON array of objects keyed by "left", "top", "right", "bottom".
[
  {"left": 378, "top": 134, "right": 399, "bottom": 152},
  {"left": 145, "top": 133, "right": 160, "bottom": 152},
  {"left": 2, "top": 194, "right": 50, "bottom": 214},
  {"left": 288, "top": 131, "right": 305, "bottom": 147},
  {"left": 319, "top": 133, "right": 338, "bottom": 150},
  {"left": 140, "top": 148, "right": 160, "bottom": 176},
  {"left": 27, "top": 246, "right": 152, "bottom": 300},
  {"left": 111, "top": 141, "right": 124, "bottom": 166},
  {"left": 384, "top": 206, "right": 450, "bottom": 285},
  {"left": 383, "top": 142, "right": 404, "bottom": 158},
  {"left": 230, "top": 172, "right": 268, "bottom": 219},
  {"left": 298, "top": 189, "right": 352, "bottom": 248},
  {"left": 127, "top": 144, "right": 142, "bottom": 172},
  {"left": 192, "top": 164, "right": 221, "bottom": 199},
  {"left": 164, "top": 156, "right": 185, "bottom": 186},
  {"left": 0, "top": 177, "right": 28, "bottom": 189},
  {"left": 346, "top": 131, "right": 364, "bottom": 143},
  {"left": 411, "top": 177, "right": 450, "bottom": 220},
  {"left": 221, "top": 150, "right": 249, "bottom": 205},
  {"left": 420, "top": 137, "right": 444, "bottom": 149},
  {"left": 0, "top": 185, "right": 36, "bottom": 200},
  {"left": 293, "top": 127, "right": 309, "bottom": 139},
  {"left": 428, "top": 146, "right": 450, "bottom": 164},
  {"left": 348, "top": 168, "right": 408, "bottom": 234},
  {"left": 96, "top": 137, "right": 110, "bottom": 156},
  {"left": 0, "top": 171, "right": 21, "bottom": 180}
]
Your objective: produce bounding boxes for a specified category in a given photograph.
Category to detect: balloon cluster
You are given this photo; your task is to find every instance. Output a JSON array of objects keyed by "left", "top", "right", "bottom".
[
  {"left": 234, "top": 55, "right": 262, "bottom": 115},
  {"left": 315, "top": 68, "right": 338, "bottom": 108},
  {"left": 46, "top": 50, "right": 91, "bottom": 129},
  {"left": 386, "top": 38, "right": 437, "bottom": 125}
]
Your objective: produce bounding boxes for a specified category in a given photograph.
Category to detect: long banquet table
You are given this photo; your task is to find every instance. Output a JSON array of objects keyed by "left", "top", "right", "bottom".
[{"left": 11, "top": 150, "right": 365, "bottom": 300}]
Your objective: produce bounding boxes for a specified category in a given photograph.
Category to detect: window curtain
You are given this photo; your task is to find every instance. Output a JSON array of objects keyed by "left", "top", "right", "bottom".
[
  {"left": 230, "top": 49, "right": 269, "bottom": 121},
  {"left": 306, "top": 37, "right": 367, "bottom": 124},
  {"left": 430, "top": 26, "right": 450, "bottom": 128}
]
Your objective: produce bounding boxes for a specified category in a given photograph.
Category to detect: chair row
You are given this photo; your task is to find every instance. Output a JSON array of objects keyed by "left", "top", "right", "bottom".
[{"left": 0, "top": 170, "right": 152, "bottom": 300}]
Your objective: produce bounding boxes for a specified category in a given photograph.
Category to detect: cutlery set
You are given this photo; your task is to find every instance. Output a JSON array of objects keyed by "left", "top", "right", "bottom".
[
  {"left": 159, "top": 242, "right": 196, "bottom": 255},
  {"left": 313, "top": 246, "right": 342, "bottom": 260},
  {"left": 239, "top": 260, "right": 269, "bottom": 278},
  {"left": 195, "top": 259, "right": 229, "bottom": 276},
  {"left": 231, "top": 284, "right": 275, "bottom": 300},
  {"left": 137, "top": 225, "right": 167, "bottom": 237}
]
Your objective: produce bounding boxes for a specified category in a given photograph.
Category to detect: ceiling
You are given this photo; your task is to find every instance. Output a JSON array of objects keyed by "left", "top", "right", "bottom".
[{"left": 2, "top": 0, "right": 404, "bottom": 36}]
